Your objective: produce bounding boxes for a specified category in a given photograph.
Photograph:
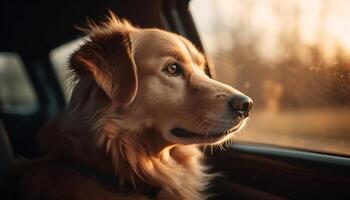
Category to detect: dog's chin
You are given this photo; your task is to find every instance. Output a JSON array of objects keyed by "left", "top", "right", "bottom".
[{"left": 165, "top": 120, "right": 246, "bottom": 145}]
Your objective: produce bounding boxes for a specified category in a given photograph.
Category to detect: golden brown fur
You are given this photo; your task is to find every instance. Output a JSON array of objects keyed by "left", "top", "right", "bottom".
[{"left": 11, "top": 13, "right": 252, "bottom": 200}]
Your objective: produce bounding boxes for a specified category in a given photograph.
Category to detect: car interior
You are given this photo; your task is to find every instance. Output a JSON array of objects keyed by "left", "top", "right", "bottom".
[{"left": 1, "top": 0, "right": 349, "bottom": 199}]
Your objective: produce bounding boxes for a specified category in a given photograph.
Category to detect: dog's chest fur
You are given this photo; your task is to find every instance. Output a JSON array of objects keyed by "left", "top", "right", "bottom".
[{"left": 98, "top": 128, "right": 211, "bottom": 200}]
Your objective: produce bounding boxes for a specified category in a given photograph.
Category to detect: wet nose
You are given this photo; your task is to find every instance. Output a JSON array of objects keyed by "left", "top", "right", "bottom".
[{"left": 228, "top": 94, "right": 253, "bottom": 117}]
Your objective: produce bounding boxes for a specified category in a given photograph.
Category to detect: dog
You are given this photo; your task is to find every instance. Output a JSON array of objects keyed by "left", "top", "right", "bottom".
[{"left": 7, "top": 14, "right": 252, "bottom": 200}]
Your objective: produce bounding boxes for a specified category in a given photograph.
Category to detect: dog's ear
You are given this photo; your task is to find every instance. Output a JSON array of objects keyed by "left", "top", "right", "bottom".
[{"left": 70, "top": 17, "right": 138, "bottom": 106}]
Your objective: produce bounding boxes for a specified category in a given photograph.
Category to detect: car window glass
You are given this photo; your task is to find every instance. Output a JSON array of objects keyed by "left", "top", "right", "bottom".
[
  {"left": 190, "top": 0, "right": 350, "bottom": 156},
  {"left": 0, "top": 53, "right": 38, "bottom": 113}
]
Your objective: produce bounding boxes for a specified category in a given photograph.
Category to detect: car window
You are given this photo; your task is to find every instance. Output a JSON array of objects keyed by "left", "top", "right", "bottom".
[
  {"left": 0, "top": 53, "right": 38, "bottom": 113},
  {"left": 190, "top": 0, "right": 350, "bottom": 156},
  {"left": 50, "top": 38, "right": 86, "bottom": 101}
]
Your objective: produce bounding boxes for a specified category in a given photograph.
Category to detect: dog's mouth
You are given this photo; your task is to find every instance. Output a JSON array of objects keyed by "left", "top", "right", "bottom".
[
  {"left": 170, "top": 125, "right": 240, "bottom": 139},
  {"left": 170, "top": 112, "right": 247, "bottom": 140}
]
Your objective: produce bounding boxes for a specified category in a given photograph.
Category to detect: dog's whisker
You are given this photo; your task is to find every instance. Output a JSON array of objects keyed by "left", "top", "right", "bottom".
[
  {"left": 202, "top": 144, "right": 208, "bottom": 158},
  {"left": 186, "top": 111, "right": 207, "bottom": 124},
  {"left": 204, "top": 123, "right": 212, "bottom": 145}
]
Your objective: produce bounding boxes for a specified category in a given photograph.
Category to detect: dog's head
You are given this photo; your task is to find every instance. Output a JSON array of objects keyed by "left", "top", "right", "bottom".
[{"left": 70, "top": 14, "right": 252, "bottom": 146}]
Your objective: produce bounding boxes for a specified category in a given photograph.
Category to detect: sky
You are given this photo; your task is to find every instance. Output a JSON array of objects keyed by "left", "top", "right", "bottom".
[{"left": 190, "top": 0, "right": 350, "bottom": 61}]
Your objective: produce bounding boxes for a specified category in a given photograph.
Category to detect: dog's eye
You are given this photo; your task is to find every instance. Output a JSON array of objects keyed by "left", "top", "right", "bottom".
[{"left": 164, "top": 63, "right": 183, "bottom": 76}]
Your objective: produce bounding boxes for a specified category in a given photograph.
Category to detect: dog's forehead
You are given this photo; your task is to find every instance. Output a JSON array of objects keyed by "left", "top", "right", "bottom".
[{"left": 132, "top": 29, "right": 205, "bottom": 68}]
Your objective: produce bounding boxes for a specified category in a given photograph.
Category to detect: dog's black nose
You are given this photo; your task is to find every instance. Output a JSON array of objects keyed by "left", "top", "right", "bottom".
[{"left": 228, "top": 94, "right": 253, "bottom": 117}]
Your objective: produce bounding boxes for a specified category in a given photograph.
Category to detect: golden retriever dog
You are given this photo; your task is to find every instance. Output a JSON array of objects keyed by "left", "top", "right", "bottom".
[{"left": 9, "top": 14, "right": 252, "bottom": 200}]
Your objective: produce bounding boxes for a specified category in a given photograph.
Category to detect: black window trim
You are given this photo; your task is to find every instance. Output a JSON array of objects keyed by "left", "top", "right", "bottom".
[{"left": 230, "top": 142, "right": 350, "bottom": 166}]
